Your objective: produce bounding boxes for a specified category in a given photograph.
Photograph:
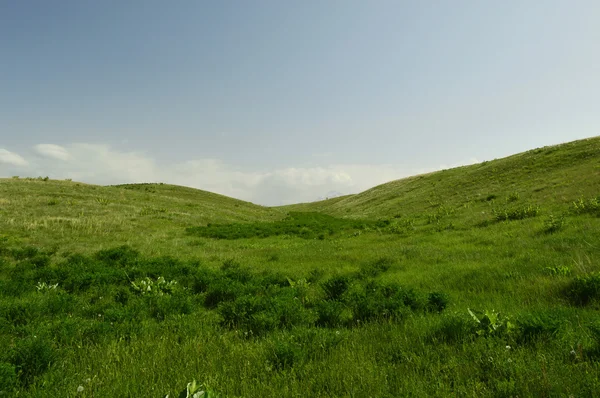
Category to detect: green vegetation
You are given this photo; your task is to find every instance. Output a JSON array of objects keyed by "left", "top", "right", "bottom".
[
  {"left": 187, "top": 211, "right": 390, "bottom": 240},
  {"left": 1, "top": 136, "right": 600, "bottom": 396}
]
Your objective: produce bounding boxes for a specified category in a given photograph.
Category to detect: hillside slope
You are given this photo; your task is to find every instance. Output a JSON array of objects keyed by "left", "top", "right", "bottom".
[
  {"left": 0, "top": 179, "right": 282, "bottom": 255},
  {"left": 283, "top": 136, "right": 600, "bottom": 224}
]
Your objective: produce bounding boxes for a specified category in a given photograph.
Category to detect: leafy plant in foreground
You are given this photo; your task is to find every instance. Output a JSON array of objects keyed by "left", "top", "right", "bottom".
[
  {"left": 468, "top": 308, "right": 515, "bottom": 338},
  {"left": 166, "top": 379, "right": 220, "bottom": 398},
  {"left": 131, "top": 276, "right": 178, "bottom": 296}
]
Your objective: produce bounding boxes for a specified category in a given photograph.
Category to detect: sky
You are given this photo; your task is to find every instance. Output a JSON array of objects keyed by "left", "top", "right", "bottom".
[{"left": 1, "top": 1, "right": 599, "bottom": 205}]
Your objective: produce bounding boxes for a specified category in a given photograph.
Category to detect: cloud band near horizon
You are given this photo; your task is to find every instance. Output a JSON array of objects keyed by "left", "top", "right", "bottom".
[{"left": 0, "top": 143, "right": 478, "bottom": 206}]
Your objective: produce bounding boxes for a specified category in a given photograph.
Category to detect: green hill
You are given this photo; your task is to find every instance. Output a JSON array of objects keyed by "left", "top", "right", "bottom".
[
  {"left": 0, "top": 179, "right": 282, "bottom": 256},
  {"left": 1, "top": 137, "right": 600, "bottom": 397},
  {"left": 283, "top": 136, "right": 600, "bottom": 222}
]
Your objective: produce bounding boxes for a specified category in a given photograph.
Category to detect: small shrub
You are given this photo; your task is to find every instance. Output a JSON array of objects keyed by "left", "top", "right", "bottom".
[
  {"left": 516, "top": 312, "right": 562, "bottom": 344},
  {"left": 0, "top": 301, "right": 37, "bottom": 327},
  {"left": 10, "top": 246, "right": 40, "bottom": 260},
  {"left": 507, "top": 192, "right": 520, "bottom": 203},
  {"left": 567, "top": 273, "right": 600, "bottom": 305},
  {"left": 204, "top": 280, "right": 245, "bottom": 308},
  {"left": 493, "top": 204, "right": 540, "bottom": 222},
  {"left": 315, "top": 300, "right": 352, "bottom": 328},
  {"left": 387, "top": 218, "right": 415, "bottom": 235},
  {"left": 220, "top": 260, "right": 252, "bottom": 283},
  {"left": 322, "top": 276, "right": 350, "bottom": 301},
  {"left": 358, "top": 257, "right": 393, "bottom": 278},
  {"left": 44, "top": 291, "right": 75, "bottom": 315},
  {"left": 0, "top": 361, "right": 17, "bottom": 394},
  {"left": 430, "top": 314, "right": 476, "bottom": 344},
  {"left": 345, "top": 282, "right": 408, "bottom": 323},
  {"left": 267, "top": 340, "right": 305, "bottom": 371},
  {"left": 147, "top": 292, "right": 192, "bottom": 321},
  {"left": 10, "top": 337, "right": 56, "bottom": 386},
  {"left": 427, "top": 291, "right": 450, "bottom": 312},
  {"left": 307, "top": 268, "right": 324, "bottom": 283},
  {"left": 572, "top": 196, "right": 600, "bottom": 216},
  {"left": 95, "top": 245, "right": 139, "bottom": 266},
  {"left": 542, "top": 215, "right": 565, "bottom": 234}
]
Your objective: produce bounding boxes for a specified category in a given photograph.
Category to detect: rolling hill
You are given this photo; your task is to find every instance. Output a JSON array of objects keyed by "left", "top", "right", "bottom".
[
  {"left": 1, "top": 136, "right": 600, "bottom": 397},
  {"left": 283, "top": 136, "right": 600, "bottom": 221}
]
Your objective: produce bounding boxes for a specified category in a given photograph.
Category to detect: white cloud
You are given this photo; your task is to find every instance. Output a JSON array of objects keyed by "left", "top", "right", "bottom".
[
  {"left": 34, "top": 144, "right": 71, "bottom": 161},
  {"left": 3, "top": 143, "right": 479, "bottom": 206},
  {"left": 0, "top": 148, "right": 28, "bottom": 166}
]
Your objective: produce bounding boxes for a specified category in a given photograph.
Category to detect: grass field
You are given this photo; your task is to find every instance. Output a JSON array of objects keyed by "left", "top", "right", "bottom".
[{"left": 1, "top": 137, "right": 600, "bottom": 396}]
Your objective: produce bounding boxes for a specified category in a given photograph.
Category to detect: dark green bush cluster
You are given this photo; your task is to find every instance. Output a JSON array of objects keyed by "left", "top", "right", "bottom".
[
  {"left": 0, "top": 245, "right": 450, "bottom": 387},
  {"left": 209, "top": 267, "right": 448, "bottom": 334},
  {"left": 566, "top": 272, "right": 600, "bottom": 305},
  {"left": 493, "top": 204, "right": 540, "bottom": 222},
  {"left": 187, "top": 212, "right": 383, "bottom": 240}
]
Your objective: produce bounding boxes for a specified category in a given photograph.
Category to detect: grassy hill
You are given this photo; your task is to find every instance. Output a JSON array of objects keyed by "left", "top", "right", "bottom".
[
  {"left": 0, "top": 179, "right": 282, "bottom": 257},
  {"left": 1, "top": 137, "right": 600, "bottom": 397},
  {"left": 284, "top": 136, "right": 600, "bottom": 221}
]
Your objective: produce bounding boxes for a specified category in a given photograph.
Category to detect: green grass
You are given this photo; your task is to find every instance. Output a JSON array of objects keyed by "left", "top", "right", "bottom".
[{"left": 1, "top": 136, "right": 600, "bottom": 396}]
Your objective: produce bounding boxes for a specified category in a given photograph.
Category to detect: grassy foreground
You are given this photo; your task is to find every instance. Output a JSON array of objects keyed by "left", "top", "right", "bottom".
[{"left": 1, "top": 137, "right": 600, "bottom": 396}]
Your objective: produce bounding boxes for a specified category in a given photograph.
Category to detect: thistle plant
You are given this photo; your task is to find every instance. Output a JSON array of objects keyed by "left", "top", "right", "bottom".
[
  {"left": 131, "top": 277, "right": 177, "bottom": 296},
  {"left": 165, "top": 380, "right": 220, "bottom": 398},
  {"left": 36, "top": 281, "right": 58, "bottom": 292}
]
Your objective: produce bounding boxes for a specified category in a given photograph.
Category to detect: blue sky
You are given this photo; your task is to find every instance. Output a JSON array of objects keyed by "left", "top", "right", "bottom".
[{"left": 1, "top": 1, "right": 599, "bottom": 205}]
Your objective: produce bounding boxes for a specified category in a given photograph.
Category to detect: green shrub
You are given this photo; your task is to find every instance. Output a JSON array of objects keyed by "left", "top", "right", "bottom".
[
  {"left": 507, "top": 192, "right": 520, "bottom": 203},
  {"left": 220, "top": 260, "right": 253, "bottom": 283},
  {"left": 322, "top": 276, "right": 350, "bottom": 301},
  {"left": 358, "top": 257, "right": 393, "bottom": 278},
  {"left": 493, "top": 204, "right": 540, "bottom": 222},
  {"left": 10, "top": 246, "right": 40, "bottom": 260},
  {"left": 0, "top": 301, "right": 38, "bottom": 327},
  {"left": 187, "top": 212, "right": 379, "bottom": 240},
  {"left": 95, "top": 245, "right": 139, "bottom": 267},
  {"left": 427, "top": 291, "right": 450, "bottom": 312},
  {"left": 430, "top": 314, "right": 476, "bottom": 344},
  {"left": 516, "top": 312, "right": 562, "bottom": 344},
  {"left": 542, "top": 215, "right": 565, "bottom": 233},
  {"left": 10, "top": 337, "right": 56, "bottom": 386},
  {"left": 267, "top": 339, "right": 306, "bottom": 371},
  {"left": 572, "top": 196, "right": 600, "bottom": 216},
  {"left": 204, "top": 279, "right": 245, "bottom": 309},
  {"left": 346, "top": 286, "right": 407, "bottom": 323},
  {"left": 567, "top": 273, "right": 600, "bottom": 305},
  {"left": 0, "top": 361, "right": 17, "bottom": 394},
  {"left": 147, "top": 292, "right": 192, "bottom": 321},
  {"left": 44, "top": 291, "right": 75, "bottom": 315},
  {"left": 218, "top": 288, "right": 314, "bottom": 335},
  {"left": 307, "top": 268, "right": 325, "bottom": 283},
  {"left": 315, "top": 300, "right": 353, "bottom": 328}
]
